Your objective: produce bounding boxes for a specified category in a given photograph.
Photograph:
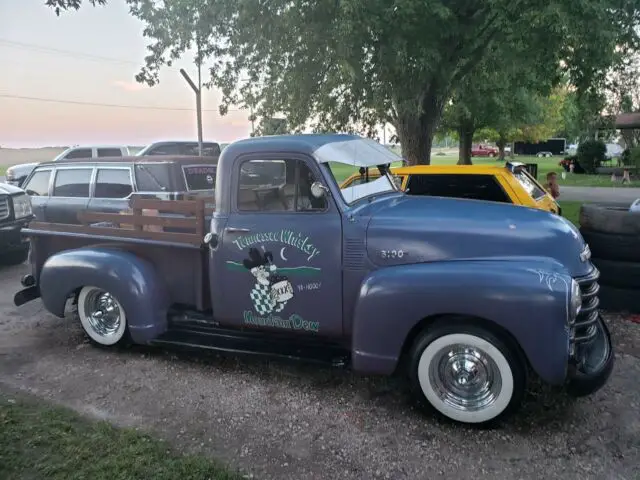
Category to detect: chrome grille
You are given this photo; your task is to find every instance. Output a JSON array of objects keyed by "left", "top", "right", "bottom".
[
  {"left": 0, "top": 197, "right": 9, "bottom": 221},
  {"left": 571, "top": 267, "right": 600, "bottom": 351}
]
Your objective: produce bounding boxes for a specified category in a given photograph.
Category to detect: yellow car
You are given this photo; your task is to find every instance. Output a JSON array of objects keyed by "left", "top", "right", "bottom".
[{"left": 340, "top": 162, "right": 561, "bottom": 214}]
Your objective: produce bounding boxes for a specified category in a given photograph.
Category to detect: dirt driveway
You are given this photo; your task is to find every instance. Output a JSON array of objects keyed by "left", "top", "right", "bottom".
[{"left": 1, "top": 262, "right": 639, "bottom": 480}]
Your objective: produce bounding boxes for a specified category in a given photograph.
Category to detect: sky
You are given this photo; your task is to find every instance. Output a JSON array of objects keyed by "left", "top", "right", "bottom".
[{"left": 0, "top": 0, "right": 253, "bottom": 148}]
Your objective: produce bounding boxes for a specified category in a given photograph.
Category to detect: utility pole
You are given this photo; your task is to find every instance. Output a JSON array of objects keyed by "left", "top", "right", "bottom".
[
  {"left": 180, "top": 57, "right": 203, "bottom": 156},
  {"left": 250, "top": 104, "right": 255, "bottom": 136}
]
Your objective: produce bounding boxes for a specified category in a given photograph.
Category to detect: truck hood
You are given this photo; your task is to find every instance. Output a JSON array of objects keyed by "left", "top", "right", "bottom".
[
  {"left": 0, "top": 182, "right": 25, "bottom": 195},
  {"left": 7, "top": 163, "right": 39, "bottom": 176},
  {"left": 365, "top": 195, "right": 590, "bottom": 277}
]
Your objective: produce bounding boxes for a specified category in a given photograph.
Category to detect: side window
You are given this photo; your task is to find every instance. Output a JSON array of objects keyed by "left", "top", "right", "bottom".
[
  {"left": 134, "top": 164, "right": 173, "bottom": 191},
  {"left": 94, "top": 169, "right": 133, "bottom": 198},
  {"left": 406, "top": 174, "right": 511, "bottom": 203},
  {"left": 146, "top": 145, "right": 180, "bottom": 156},
  {"left": 52, "top": 168, "right": 92, "bottom": 198},
  {"left": 64, "top": 148, "right": 93, "bottom": 159},
  {"left": 23, "top": 170, "right": 51, "bottom": 196},
  {"left": 237, "top": 159, "right": 327, "bottom": 212},
  {"left": 97, "top": 148, "right": 124, "bottom": 157}
]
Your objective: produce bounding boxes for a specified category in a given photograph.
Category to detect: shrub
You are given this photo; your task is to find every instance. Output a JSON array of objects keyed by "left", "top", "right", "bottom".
[
  {"left": 559, "top": 155, "right": 585, "bottom": 174},
  {"left": 627, "top": 147, "right": 640, "bottom": 169},
  {"left": 576, "top": 140, "right": 607, "bottom": 174},
  {"left": 621, "top": 148, "right": 631, "bottom": 166}
]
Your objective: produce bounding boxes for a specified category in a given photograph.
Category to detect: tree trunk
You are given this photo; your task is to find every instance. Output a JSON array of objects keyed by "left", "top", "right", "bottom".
[
  {"left": 395, "top": 91, "right": 445, "bottom": 165},
  {"left": 457, "top": 121, "right": 475, "bottom": 165},
  {"left": 497, "top": 135, "right": 507, "bottom": 161},
  {"left": 396, "top": 113, "right": 439, "bottom": 165}
]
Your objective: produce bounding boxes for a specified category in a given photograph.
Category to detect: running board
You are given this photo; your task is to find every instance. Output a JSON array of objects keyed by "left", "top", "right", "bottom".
[{"left": 150, "top": 324, "right": 350, "bottom": 368}]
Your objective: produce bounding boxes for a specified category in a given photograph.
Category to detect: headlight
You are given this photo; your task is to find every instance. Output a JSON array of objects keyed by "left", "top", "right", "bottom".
[
  {"left": 11, "top": 193, "right": 32, "bottom": 219},
  {"left": 569, "top": 279, "right": 582, "bottom": 324}
]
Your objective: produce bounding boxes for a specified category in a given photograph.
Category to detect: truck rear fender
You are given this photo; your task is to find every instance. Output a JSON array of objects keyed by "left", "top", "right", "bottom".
[
  {"left": 351, "top": 259, "right": 573, "bottom": 385},
  {"left": 39, "top": 247, "right": 170, "bottom": 343}
]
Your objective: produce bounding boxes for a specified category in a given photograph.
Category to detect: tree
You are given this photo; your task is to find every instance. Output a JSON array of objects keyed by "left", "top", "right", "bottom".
[
  {"left": 49, "top": 0, "right": 640, "bottom": 165},
  {"left": 255, "top": 117, "right": 289, "bottom": 136}
]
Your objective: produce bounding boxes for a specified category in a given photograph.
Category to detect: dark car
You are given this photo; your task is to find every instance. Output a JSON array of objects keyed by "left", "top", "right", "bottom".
[
  {"left": 0, "top": 183, "right": 33, "bottom": 265},
  {"left": 136, "top": 140, "right": 222, "bottom": 158},
  {"left": 20, "top": 155, "right": 217, "bottom": 224}
]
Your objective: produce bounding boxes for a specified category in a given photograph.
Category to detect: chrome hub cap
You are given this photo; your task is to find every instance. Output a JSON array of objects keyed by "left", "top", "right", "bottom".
[
  {"left": 84, "top": 290, "right": 122, "bottom": 338},
  {"left": 429, "top": 344, "right": 502, "bottom": 412}
]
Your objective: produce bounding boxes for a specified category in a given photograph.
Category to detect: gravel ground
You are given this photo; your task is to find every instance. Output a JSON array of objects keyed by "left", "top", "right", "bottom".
[{"left": 0, "top": 262, "right": 639, "bottom": 480}]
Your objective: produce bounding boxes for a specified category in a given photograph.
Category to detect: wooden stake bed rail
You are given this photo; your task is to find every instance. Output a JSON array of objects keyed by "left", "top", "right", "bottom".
[{"left": 26, "top": 198, "right": 215, "bottom": 246}]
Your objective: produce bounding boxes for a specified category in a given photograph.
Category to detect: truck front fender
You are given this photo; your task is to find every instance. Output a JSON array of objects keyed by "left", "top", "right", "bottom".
[
  {"left": 351, "top": 258, "right": 573, "bottom": 385},
  {"left": 39, "top": 247, "right": 170, "bottom": 343}
]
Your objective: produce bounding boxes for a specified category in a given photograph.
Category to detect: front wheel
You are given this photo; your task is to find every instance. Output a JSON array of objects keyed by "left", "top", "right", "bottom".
[
  {"left": 408, "top": 323, "right": 526, "bottom": 426},
  {"left": 77, "top": 286, "right": 130, "bottom": 347}
]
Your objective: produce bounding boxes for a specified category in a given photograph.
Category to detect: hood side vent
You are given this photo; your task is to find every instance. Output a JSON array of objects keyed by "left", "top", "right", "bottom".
[{"left": 344, "top": 237, "right": 365, "bottom": 270}]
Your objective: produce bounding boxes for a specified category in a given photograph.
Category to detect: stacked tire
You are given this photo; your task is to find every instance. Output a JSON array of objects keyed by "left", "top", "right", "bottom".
[{"left": 579, "top": 203, "right": 640, "bottom": 313}]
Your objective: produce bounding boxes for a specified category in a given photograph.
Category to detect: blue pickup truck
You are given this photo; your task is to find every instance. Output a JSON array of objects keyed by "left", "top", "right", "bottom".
[{"left": 14, "top": 134, "right": 613, "bottom": 426}]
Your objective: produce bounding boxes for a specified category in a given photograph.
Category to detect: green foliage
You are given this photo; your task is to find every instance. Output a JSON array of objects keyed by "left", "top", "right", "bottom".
[
  {"left": 576, "top": 139, "right": 607, "bottom": 173},
  {"left": 255, "top": 117, "right": 289, "bottom": 136},
  {"left": 626, "top": 146, "right": 640, "bottom": 169},
  {"left": 45, "top": 0, "right": 105, "bottom": 15},
  {"left": 48, "top": 0, "right": 640, "bottom": 166}
]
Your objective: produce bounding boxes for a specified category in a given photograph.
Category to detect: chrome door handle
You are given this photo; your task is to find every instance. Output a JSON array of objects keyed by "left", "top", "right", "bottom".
[{"left": 225, "top": 227, "right": 251, "bottom": 233}]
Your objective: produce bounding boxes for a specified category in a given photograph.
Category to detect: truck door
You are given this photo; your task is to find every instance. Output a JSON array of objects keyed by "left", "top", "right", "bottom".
[{"left": 215, "top": 155, "right": 343, "bottom": 338}]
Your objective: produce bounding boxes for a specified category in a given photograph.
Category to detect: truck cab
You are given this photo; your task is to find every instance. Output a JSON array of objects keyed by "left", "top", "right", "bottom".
[{"left": 14, "top": 134, "right": 613, "bottom": 426}]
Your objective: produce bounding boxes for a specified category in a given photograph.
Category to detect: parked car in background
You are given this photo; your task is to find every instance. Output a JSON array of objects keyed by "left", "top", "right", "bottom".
[
  {"left": 5, "top": 145, "right": 130, "bottom": 187},
  {"left": 605, "top": 143, "right": 624, "bottom": 160},
  {"left": 0, "top": 182, "right": 33, "bottom": 265},
  {"left": 136, "top": 140, "right": 222, "bottom": 158},
  {"left": 341, "top": 161, "right": 561, "bottom": 214},
  {"left": 20, "top": 155, "right": 217, "bottom": 224},
  {"left": 471, "top": 144, "right": 499, "bottom": 157}
]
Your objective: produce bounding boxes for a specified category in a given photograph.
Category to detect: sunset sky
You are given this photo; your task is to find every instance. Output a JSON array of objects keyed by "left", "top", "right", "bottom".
[{"left": 0, "top": 1, "right": 253, "bottom": 148}]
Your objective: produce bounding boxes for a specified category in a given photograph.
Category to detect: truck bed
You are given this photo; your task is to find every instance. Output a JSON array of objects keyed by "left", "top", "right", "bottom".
[{"left": 24, "top": 197, "right": 214, "bottom": 311}]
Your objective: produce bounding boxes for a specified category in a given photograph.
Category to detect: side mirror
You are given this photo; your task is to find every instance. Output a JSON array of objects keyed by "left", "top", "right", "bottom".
[{"left": 310, "top": 181, "right": 329, "bottom": 199}]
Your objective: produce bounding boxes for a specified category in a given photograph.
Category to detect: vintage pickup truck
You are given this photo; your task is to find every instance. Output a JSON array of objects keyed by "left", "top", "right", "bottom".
[{"left": 14, "top": 134, "right": 613, "bottom": 426}]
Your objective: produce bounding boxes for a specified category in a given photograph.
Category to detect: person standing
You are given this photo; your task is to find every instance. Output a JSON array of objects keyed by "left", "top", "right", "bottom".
[{"left": 545, "top": 171, "right": 560, "bottom": 199}]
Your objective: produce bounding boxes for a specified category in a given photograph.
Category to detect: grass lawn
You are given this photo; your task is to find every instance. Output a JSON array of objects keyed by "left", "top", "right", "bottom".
[
  {"left": 558, "top": 201, "right": 582, "bottom": 226},
  {"left": 333, "top": 147, "right": 635, "bottom": 188},
  {"left": 0, "top": 394, "right": 241, "bottom": 480},
  {"left": 0, "top": 166, "right": 6, "bottom": 176}
]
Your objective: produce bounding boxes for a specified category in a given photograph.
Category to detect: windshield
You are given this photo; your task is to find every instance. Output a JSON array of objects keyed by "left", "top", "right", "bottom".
[
  {"left": 513, "top": 169, "right": 547, "bottom": 200},
  {"left": 324, "top": 164, "right": 398, "bottom": 204},
  {"left": 310, "top": 136, "right": 402, "bottom": 204}
]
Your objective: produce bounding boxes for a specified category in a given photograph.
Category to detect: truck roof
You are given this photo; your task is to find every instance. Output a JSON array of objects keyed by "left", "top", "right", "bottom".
[
  {"left": 35, "top": 155, "right": 219, "bottom": 167},
  {"left": 222, "top": 134, "right": 401, "bottom": 167}
]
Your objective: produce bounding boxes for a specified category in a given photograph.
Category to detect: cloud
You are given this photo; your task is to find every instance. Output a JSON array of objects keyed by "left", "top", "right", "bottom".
[{"left": 112, "top": 80, "right": 145, "bottom": 92}]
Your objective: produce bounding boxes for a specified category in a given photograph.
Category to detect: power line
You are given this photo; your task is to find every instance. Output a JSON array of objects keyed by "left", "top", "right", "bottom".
[
  {"left": 0, "top": 38, "right": 140, "bottom": 65},
  {"left": 0, "top": 93, "right": 243, "bottom": 113}
]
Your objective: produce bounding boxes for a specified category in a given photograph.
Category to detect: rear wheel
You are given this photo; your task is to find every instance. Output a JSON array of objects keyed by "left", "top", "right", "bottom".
[
  {"left": 408, "top": 322, "right": 526, "bottom": 425},
  {"left": 77, "top": 286, "right": 130, "bottom": 347}
]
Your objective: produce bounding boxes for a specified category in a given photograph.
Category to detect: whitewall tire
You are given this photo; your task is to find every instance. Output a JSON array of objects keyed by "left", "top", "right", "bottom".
[
  {"left": 409, "top": 324, "right": 525, "bottom": 425},
  {"left": 77, "top": 286, "right": 129, "bottom": 346}
]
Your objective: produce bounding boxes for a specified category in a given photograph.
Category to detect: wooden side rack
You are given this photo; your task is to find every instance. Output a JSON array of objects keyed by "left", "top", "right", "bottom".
[{"left": 27, "top": 197, "right": 215, "bottom": 246}]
